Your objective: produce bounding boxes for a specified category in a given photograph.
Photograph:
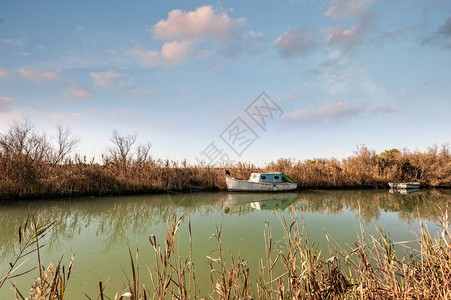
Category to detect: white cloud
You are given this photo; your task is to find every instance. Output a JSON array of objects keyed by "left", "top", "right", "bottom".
[
  {"left": 130, "top": 40, "right": 191, "bottom": 68},
  {"left": 274, "top": 29, "right": 320, "bottom": 58},
  {"left": 89, "top": 70, "right": 129, "bottom": 88},
  {"left": 399, "top": 88, "right": 408, "bottom": 95},
  {"left": 283, "top": 100, "right": 367, "bottom": 123},
  {"left": 153, "top": 5, "right": 245, "bottom": 41},
  {"left": 0, "top": 68, "right": 11, "bottom": 78},
  {"left": 161, "top": 40, "right": 191, "bottom": 63},
  {"left": 19, "top": 68, "right": 60, "bottom": 81},
  {"left": 325, "top": 0, "right": 373, "bottom": 19},
  {"left": 131, "top": 6, "right": 247, "bottom": 68},
  {"left": 61, "top": 84, "right": 93, "bottom": 102}
]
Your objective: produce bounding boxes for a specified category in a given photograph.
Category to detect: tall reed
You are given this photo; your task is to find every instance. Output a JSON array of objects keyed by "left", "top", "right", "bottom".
[
  {"left": 94, "top": 211, "right": 450, "bottom": 299},
  {"left": 0, "top": 215, "right": 74, "bottom": 300}
]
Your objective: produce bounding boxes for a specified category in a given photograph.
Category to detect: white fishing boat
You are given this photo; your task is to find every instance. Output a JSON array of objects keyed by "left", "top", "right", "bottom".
[
  {"left": 388, "top": 182, "right": 421, "bottom": 189},
  {"left": 225, "top": 172, "right": 297, "bottom": 192}
]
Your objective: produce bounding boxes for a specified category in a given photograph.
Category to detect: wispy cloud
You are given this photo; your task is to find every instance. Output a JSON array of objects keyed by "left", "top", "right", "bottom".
[
  {"left": 274, "top": 28, "right": 321, "bottom": 58},
  {"left": 0, "top": 97, "right": 14, "bottom": 110},
  {"left": 325, "top": 0, "right": 374, "bottom": 54},
  {"left": 126, "top": 87, "right": 158, "bottom": 95},
  {"left": 89, "top": 70, "right": 130, "bottom": 88},
  {"left": 328, "top": 16, "right": 372, "bottom": 52},
  {"left": 370, "top": 105, "right": 399, "bottom": 114},
  {"left": 423, "top": 17, "right": 451, "bottom": 49},
  {"left": 60, "top": 84, "right": 93, "bottom": 102},
  {"left": 50, "top": 112, "right": 82, "bottom": 123},
  {"left": 221, "top": 31, "right": 269, "bottom": 57},
  {"left": 283, "top": 100, "right": 367, "bottom": 124},
  {"left": 325, "top": 0, "right": 374, "bottom": 19},
  {"left": 0, "top": 38, "right": 25, "bottom": 46},
  {"left": 19, "top": 68, "right": 60, "bottom": 81},
  {"left": 108, "top": 108, "right": 134, "bottom": 119},
  {"left": 0, "top": 68, "right": 11, "bottom": 78}
]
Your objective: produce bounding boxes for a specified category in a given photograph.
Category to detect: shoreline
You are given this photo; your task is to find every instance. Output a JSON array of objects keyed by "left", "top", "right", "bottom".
[{"left": 1, "top": 184, "right": 450, "bottom": 202}]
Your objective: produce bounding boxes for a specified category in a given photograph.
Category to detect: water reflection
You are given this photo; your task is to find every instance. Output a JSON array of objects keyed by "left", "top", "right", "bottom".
[
  {"left": 389, "top": 188, "right": 422, "bottom": 195},
  {"left": 225, "top": 193, "right": 298, "bottom": 212},
  {"left": 0, "top": 189, "right": 450, "bottom": 258}
]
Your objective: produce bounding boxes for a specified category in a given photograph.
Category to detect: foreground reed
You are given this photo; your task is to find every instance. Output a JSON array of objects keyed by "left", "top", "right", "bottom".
[
  {"left": 2, "top": 211, "right": 450, "bottom": 299},
  {"left": 0, "top": 215, "right": 74, "bottom": 300},
  {"left": 96, "top": 211, "right": 450, "bottom": 299}
]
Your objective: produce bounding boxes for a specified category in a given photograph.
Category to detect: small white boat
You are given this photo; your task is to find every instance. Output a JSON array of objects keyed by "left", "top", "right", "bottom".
[
  {"left": 388, "top": 182, "right": 421, "bottom": 189},
  {"left": 226, "top": 172, "right": 297, "bottom": 192}
]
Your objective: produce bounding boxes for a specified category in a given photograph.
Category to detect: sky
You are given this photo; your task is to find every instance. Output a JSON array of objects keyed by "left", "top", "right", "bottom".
[{"left": 1, "top": 0, "right": 450, "bottom": 165}]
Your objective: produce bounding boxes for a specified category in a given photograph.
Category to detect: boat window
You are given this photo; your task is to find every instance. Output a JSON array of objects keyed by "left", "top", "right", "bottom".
[
  {"left": 274, "top": 176, "right": 279, "bottom": 179},
  {"left": 261, "top": 175, "right": 266, "bottom": 179}
]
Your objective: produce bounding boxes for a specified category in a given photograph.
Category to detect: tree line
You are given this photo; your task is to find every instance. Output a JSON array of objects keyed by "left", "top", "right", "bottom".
[{"left": 0, "top": 120, "right": 450, "bottom": 199}]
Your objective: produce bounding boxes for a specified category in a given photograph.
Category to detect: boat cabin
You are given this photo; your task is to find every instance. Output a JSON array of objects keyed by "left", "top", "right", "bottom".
[{"left": 248, "top": 173, "right": 283, "bottom": 183}]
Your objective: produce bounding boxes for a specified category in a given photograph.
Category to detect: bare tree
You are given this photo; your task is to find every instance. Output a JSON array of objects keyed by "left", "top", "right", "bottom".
[
  {"left": 0, "top": 119, "right": 51, "bottom": 163},
  {"left": 136, "top": 142, "right": 152, "bottom": 164},
  {"left": 108, "top": 129, "right": 137, "bottom": 165},
  {"left": 52, "top": 124, "right": 80, "bottom": 164}
]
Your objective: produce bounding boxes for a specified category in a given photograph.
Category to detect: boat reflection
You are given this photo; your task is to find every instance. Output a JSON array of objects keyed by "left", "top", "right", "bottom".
[
  {"left": 389, "top": 188, "right": 422, "bottom": 195},
  {"left": 225, "top": 193, "right": 298, "bottom": 212}
]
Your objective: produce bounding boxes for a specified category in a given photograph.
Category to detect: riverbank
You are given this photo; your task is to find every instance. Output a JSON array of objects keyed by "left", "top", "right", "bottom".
[{"left": 1, "top": 144, "right": 451, "bottom": 200}]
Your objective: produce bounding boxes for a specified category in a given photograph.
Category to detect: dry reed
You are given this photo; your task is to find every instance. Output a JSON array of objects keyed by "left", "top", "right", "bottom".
[{"left": 94, "top": 211, "right": 450, "bottom": 299}]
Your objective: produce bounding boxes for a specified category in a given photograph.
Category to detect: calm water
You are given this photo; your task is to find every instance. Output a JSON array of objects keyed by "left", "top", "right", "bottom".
[{"left": 1, "top": 189, "right": 450, "bottom": 298}]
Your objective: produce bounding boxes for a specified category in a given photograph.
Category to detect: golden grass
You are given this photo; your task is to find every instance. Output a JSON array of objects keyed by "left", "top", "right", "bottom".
[
  {"left": 93, "top": 211, "right": 450, "bottom": 299},
  {"left": 1, "top": 120, "right": 450, "bottom": 199},
  {"left": 2, "top": 212, "right": 450, "bottom": 299},
  {"left": 1, "top": 144, "right": 451, "bottom": 200}
]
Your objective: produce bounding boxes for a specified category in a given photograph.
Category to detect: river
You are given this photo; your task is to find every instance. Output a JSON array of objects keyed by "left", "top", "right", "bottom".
[{"left": 0, "top": 189, "right": 449, "bottom": 299}]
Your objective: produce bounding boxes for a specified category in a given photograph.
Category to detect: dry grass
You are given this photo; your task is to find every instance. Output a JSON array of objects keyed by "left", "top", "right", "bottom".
[
  {"left": 1, "top": 121, "right": 450, "bottom": 199},
  {"left": 93, "top": 211, "right": 450, "bottom": 299},
  {"left": 2, "top": 212, "right": 450, "bottom": 299},
  {"left": 1, "top": 145, "right": 450, "bottom": 200}
]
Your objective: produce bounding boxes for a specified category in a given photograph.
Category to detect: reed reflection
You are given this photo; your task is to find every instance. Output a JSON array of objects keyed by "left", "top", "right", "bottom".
[{"left": 0, "top": 189, "right": 450, "bottom": 258}]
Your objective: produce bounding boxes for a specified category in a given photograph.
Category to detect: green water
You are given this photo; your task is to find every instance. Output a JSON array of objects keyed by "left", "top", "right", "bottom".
[{"left": 0, "top": 189, "right": 449, "bottom": 299}]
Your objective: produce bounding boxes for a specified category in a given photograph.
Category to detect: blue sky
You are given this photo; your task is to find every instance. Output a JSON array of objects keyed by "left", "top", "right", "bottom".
[{"left": 1, "top": 0, "right": 450, "bottom": 164}]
